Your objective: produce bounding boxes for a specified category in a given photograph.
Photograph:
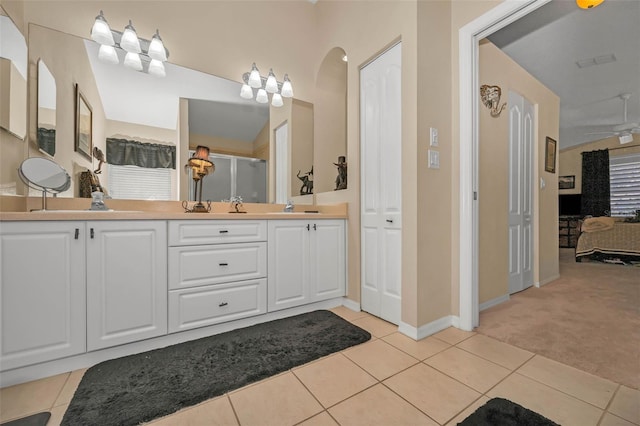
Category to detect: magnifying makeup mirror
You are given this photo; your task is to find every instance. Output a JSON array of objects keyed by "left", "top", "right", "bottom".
[{"left": 18, "top": 157, "right": 71, "bottom": 210}]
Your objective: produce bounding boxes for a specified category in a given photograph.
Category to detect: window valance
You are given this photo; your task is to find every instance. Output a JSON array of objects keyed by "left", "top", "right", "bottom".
[{"left": 106, "top": 138, "right": 176, "bottom": 169}]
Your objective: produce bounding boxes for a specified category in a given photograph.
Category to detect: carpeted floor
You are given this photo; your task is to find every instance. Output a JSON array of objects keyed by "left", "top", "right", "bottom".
[
  {"left": 61, "top": 310, "right": 370, "bottom": 426},
  {"left": 477, "top": 248, "right": 640, "bottom": 389}
]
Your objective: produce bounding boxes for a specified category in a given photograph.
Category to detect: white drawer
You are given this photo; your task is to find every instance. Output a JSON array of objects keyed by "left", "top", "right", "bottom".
[
  {"left": 169, "top": 220, "right": 267, "bottom": 246},
  {"left": 168, "top": 279, "right": 267, "bottom": 333},
  {"left": 169, "top": 242, "right": 266, "bottom": 290}
]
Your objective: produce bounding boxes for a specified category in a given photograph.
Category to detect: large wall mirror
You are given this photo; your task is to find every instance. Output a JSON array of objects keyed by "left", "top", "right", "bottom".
[
  {"left": 25, "top": 23, "right": 279, "bottom": 202},
  {"left": 0, "top": 13, "right": 28, "bottom": 195}
]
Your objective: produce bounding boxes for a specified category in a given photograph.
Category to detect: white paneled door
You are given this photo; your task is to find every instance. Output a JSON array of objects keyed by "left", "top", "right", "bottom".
[
  {"left": 508, "top": 91, "right": 534, "bottom": 294},
  {"left": 360, "top": 42, "right": 402, "bottom": 325}
]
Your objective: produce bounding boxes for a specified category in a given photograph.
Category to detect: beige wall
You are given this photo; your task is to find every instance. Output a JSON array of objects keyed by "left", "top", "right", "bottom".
[
  {"left": 559, "top": 134, "right": 640, "bottom": 196},
  {"left": 478, "top": 40, "right": 560, "bottom": 304},
  {"left": 189, "top": 133, "right": 254, "bottom": 158},
  {"left": 253, "top": 122, "right": 269, "bottom": 161},
  {"left": 290, "top": 99, "right": 314, "bottom": 198}
]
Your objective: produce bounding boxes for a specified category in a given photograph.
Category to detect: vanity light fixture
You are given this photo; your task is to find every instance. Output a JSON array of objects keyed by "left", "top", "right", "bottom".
[
  {"left": 90, "top": 11, "right": 170, "bottom": 77},
  {"left": 240, "top": 63, "right": 293, "bottom": 107}
]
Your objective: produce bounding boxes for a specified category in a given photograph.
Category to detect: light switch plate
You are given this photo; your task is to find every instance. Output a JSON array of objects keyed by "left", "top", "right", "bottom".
[
  {"left": 430, "top": 127, "right": 439, "bottom": 146},
  {"left": 428, "top": 150, "right": 440, "bottom": 169}
]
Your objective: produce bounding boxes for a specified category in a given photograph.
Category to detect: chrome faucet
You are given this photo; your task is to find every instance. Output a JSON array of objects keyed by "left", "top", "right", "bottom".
[{"left": 283, "top": 199, "right": 294, "bottom": 212}]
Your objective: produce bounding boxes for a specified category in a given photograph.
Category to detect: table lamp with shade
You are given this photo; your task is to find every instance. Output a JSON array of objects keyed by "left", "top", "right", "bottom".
[{"left": 185, "top": 145, "right": 214, "bottom": 213}]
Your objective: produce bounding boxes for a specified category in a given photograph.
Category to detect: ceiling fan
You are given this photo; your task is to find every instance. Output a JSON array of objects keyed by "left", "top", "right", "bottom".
[{"left": 586, "top": 93, "right": 640, "bottom": 144}]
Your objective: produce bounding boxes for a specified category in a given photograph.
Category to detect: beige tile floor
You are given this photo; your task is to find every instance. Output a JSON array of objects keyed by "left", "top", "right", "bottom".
[{"left": 1, "top": 306, "right": 638, "bottom": 426}]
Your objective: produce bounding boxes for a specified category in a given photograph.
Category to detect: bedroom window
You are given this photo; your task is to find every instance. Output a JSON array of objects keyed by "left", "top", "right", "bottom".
[{"left": 609, "top": 153, "right": 640, "bottom": 217}]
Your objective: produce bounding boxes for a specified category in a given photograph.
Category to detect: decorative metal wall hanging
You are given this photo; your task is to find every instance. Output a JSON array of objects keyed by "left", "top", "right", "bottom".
[{"left": 480, "top": 84, "right": 507, "bottom": 117}]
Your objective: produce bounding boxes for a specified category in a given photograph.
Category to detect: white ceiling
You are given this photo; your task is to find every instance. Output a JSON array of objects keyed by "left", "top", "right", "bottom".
[{"left": 487, "top": 0, "right": 640, "bottom": 149}]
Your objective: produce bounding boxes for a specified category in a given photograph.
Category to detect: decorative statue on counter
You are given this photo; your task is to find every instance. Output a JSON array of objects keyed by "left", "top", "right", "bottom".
[
  {"left": 333, "top": 156, "right": 347, "bottom": 190},
  {"left": 297, "top": 167, "right": 314, "bottom": 195}
]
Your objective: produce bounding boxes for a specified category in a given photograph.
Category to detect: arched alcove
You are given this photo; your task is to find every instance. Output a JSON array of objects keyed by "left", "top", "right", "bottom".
[{"left": 314, "top": 47, "right": 347, "bottom": 194}]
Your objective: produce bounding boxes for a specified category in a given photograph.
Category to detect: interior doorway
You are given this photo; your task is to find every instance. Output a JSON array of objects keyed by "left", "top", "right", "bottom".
[{"left": 458, "top": 0, "right": 552, "bottom": 330}]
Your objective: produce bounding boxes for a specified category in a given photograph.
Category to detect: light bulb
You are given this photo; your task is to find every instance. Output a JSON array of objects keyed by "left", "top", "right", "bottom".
[
  {"left": 120, "top": 20, "right": 141, "bottom": 53},
  {"left": 256, "top": 89, "right": 268, "bottom": 104},
  {"left": 248, "top": 63, "right": 262, "bottom": 88},
  {"left": 148, "top": 30, "right": 167, "bottom": 61},
  {"left": 148, "top": 59, "right": 166, "bottom": 77},
  {"left": 124, "top": 52, "right": 143, "bottom": 71},
  {"left": 240, "top": 84, "right": 254, "bottom": 99},
  {"left": 98, "top": 44, "right": 119, "bottom": 65},
  {"left": 90, "top": 11, "right": 114, "bottom": 46},
  {"left": 271, "top": 92, "right": 284, "bottom": 107},
  {"left": 265, "top": 69, "right": 278, "bottom": 93},
  {"left": 281, "top": 74, "right": 293, "bottom": 98}
]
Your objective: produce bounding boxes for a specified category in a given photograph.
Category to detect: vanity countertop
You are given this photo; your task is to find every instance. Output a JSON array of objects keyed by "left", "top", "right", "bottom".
[
  {"left": 0, "top": 211, "right": 347, "bottom": 221},
  {"left": 0, "top": 198, "right": 348, "bottom": 221}
]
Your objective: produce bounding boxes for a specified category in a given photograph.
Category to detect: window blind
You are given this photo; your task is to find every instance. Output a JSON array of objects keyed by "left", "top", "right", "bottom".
[
  {"left": 609, "top": 153, "right": 640, "bottom": 216},
  {"left": 107, "top": 164, "right": 171, "bottom": 200}
]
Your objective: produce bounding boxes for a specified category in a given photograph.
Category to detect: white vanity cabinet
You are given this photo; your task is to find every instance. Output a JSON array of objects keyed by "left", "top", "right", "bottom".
[
  {"left": 0, "top": 221, "right": 86, "bottom": 371},
  {"left": 167, "top": 220, "right": 267, "bottom": 333},
  {"left": 86, "top": 221, "right": 167, "bottom": 351},
  {"left": 267, "top": 219, "right": 346, "bottom": 312}
]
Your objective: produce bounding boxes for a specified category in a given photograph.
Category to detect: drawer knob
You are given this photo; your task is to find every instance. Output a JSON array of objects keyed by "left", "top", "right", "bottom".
[{"left": 219, "top": 302, "right": 228, "bottom": 307}]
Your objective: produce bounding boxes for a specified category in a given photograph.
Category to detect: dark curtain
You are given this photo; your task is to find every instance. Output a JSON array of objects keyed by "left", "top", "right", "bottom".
[
  {"left": 581, "top": 149, "right": 610, "bottom": 216},
  {"left": 106, "top": 138, "right": 176, "bottom": 169},
  {"left": 37, "top": 127, "right": 56, "bottom": 157}
]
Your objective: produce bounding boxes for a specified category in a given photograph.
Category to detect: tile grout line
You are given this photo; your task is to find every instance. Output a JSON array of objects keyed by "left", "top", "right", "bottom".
[{"left": 225, "top": 393, "right": 242, "bottom": 426}]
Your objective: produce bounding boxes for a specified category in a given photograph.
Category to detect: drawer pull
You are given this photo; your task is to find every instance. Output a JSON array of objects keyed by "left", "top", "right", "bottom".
[
  {"left": 219, "top": 262, "right": 228, "bottom": 266},
  {"left": 307, "top": 224, "right": 310, "bottom": 231},
  {"left": 313, "top": 224, "right": 317, "bottom": 230},
  {"left": 90, "top": 228, "right": 95, "bottom": 239},
  {"left": 75, "top": 228, "right": 79, "bottom": 240},
  {"left": 386, "top": 219, "right": 394, "bottom": 223},
  {"left": 219, "top": 230, "right": 229, "bottom": 234},
  {"left": 219, "top": 302, "right": 228, "bottom": 307}
]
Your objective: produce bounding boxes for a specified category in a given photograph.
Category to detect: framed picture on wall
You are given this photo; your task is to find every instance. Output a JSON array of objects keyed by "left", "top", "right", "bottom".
[
  {"left": 75, "top": 84, "right": 92, "bottom": 160},
  {"left": 544, "top": 136, "right": 557, "bottom": 173},
  {"left": 559, "top": 175, "right": 575, "bottom": 189}
]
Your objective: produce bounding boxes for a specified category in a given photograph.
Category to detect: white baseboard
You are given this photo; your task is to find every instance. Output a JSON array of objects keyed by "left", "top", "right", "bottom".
[
  {"left": 398, "top": 315, "right": 456, "bottom": 340},
  {"left": 536, "top": 274, "right": 560, "bottom": 288},
  {"left": 479, "top": 294, "right": 510, "bottom": 311},
  {"left": 0, "top": 298, "right": 344, "bottom": 388},
  {"left": 341, "top": 297, "right": 361, "bottom": 312}
]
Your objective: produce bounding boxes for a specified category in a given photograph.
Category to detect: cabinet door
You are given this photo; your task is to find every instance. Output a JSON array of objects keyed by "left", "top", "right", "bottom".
[
  {"left": 267, "top": 221, "right": 309, "bottom": 311},
  {"left": 0, "top": 221, "right": 85, "bottom": 370},
  {"left": 86, "top": 221, "right": 167, "bottom": 351},
  {"left": 310, "top": 220, "right": 346, "bottom": 302}
]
